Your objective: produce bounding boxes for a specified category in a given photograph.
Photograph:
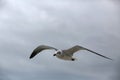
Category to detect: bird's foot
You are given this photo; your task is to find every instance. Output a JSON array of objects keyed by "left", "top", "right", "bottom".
[{"left": 71, "top": 58, "right": 75, "bottom": 61}]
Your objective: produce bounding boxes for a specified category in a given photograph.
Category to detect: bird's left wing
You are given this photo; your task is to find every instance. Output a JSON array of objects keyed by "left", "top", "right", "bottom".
[
  {"left": 29, "top": 45, "right": 58, "bottom": 59},
  {"left": 64, "top": 45, "right": 112, "bottom": 60},
  {"left": 81, "top": 46, "right": 113, "bottom": 60}
]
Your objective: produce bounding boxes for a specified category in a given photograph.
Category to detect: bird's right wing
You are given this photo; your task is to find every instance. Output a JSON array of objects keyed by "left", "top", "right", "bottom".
[{"left": 29, "top": 45, "right": 58, "bottom": 59}]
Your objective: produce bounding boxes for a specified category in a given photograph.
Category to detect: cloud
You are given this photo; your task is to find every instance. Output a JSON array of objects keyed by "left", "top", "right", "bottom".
[
  {"left": 0, "top": 65, "right": 10, "bottom": 80},
  {"left": 0, "top": 0, "right": 120, "bottom": 80}
]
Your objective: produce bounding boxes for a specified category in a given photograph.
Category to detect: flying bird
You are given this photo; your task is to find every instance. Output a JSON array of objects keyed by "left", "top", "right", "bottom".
[{"left": 29, "top": 45, "right": 112, "bottom": 61}]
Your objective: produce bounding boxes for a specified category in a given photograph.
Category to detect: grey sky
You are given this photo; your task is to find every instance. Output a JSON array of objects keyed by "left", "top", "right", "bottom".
[{"left": 0, "top": 0, "right": 120, "bottom": 80}]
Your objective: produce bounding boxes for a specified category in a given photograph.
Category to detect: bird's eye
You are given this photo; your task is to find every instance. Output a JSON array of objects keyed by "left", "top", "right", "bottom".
[{"left": 57, "top": 52, "right": 61, "bottom": 54}]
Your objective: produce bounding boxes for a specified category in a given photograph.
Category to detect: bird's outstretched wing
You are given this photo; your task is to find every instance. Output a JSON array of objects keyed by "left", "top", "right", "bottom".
[
  {"left": 29, "top": 45, "right": 58, "bottom": 59},
  {"left": 64, "top": 45, "right": 112, "bottom": 60}
]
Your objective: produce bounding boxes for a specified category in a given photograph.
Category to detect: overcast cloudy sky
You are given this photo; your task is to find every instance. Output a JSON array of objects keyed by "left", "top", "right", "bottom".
[{"left": 0, "top": 0, "right": 120, "bottom": 80}]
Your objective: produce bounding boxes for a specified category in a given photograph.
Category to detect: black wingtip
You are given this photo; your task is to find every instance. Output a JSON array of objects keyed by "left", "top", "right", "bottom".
[
  {"left": 107, "top": 58, "right": 113, "bottom": 60},
  {"left": 29, "top": 55, "right": 33, "bottom": 59},
  {"left": 29, "top": 53, "right": 35, "bottom": 59},
  {"left": 84, "top": 48, "right": 113, "bottom": 61},
  {"left": 29, "top": 56, "right": 33, "bottom": 59}
]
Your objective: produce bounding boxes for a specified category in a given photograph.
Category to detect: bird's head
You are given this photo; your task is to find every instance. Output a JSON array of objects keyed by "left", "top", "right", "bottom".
[{"left": 53, "top": 50, "right": 62, "bottom": 56}]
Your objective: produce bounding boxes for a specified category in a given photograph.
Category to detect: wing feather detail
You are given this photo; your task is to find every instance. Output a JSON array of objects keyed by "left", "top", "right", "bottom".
[
  {"left": 29, "top": 45, "right": 57, "bottom": 59},
  {"left": 64, "top": 45, "right": 112, "bottom": 60}
]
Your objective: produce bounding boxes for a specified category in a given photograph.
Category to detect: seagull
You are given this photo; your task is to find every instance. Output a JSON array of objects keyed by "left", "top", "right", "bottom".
[{"left": 29, "top": 45, "right": 112, "bottom": 61}]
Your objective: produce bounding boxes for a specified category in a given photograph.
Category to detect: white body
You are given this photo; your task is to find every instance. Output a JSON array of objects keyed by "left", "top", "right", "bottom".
[{"left": 54, "top": 50, "right": 76, "bottom": 61}]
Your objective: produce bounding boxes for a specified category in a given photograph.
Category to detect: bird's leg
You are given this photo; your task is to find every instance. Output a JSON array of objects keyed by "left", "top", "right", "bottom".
[
  {"left": 53, "top": 54, "right": 56, "bottom": 56},
  {"left": 71, "top": 58, "right": 75, "bottom": 61}
]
